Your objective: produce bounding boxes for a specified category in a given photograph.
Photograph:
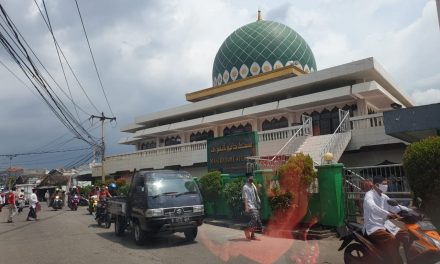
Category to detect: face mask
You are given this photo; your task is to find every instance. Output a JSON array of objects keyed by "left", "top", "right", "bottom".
[{"left": 378, "top": 184, "right": 388, "bottom": 193}]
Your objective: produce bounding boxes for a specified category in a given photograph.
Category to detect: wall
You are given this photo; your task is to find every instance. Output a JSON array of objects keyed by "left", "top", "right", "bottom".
[{"left": 340, "top": 144, "right": 406, "bottom": 167}]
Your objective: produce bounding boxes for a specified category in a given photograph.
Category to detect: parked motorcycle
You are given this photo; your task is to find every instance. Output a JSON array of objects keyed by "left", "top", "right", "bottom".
[
  {"left": 339, "top": 199, "right": 440, "bottom": 263},
  {"left": 95, "top": 199, "right": 111, "bottom": 228},
  {"left": 88, "top": 195, "right": 98, "bottom": 215},
  {"left": 68, "top": 194, "right": 80, "bottom": 211},
  {"left": 52, "top": 196, "right": 64, "bottom": 210}
]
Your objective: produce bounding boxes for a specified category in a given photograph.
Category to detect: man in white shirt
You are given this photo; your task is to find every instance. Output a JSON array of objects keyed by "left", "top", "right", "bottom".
[
  {"left": 242, "top": 173, "right": 262, "bottom": 240},
  {"left": 363, "top": 176, "right": 410, "bottom": 264},
  {"left": 27, "top": 189, "right": 39, "bottom": 221}
]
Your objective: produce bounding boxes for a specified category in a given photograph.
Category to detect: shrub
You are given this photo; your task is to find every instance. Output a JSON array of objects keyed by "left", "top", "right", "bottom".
[
  {"left": 223, "top": 178, "right": 245, "bottom": 218},
  {"left": 80, "top": 185, "right": 94, "bottom": 197},
  {"left": 278, "top": 153, "right": 317, "bottom": 189},
  {"left": 118, "top": 184, "right": 130, "bottom": 196},
  {"left": 403, "top": 136, "right": 440, "bottom": 227},
  {"left": 269, "top": 187, "right": 293, "bottom": 213},
  {"left": 198, "top": 171, "right": 222, "bottom": 202}
]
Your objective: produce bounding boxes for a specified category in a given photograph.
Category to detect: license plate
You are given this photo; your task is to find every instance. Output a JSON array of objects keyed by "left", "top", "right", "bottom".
[{"left": 172, "top": 217, "right": 190, "bottom": 224}]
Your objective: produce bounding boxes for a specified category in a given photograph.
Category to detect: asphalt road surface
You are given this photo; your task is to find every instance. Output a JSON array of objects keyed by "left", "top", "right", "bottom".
[{"left": 0, "top": 204, "right": 342, "bottom": 264}]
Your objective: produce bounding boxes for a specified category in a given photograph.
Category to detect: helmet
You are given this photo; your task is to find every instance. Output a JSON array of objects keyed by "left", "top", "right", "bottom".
[{"left": 108, "top": 183, "right": 117, "bottom": 191}]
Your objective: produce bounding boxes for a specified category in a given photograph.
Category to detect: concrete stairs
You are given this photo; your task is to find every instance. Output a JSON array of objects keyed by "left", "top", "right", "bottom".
[
  {"left": 295, "top": 134, "right": 333, "bottom": 165},
  {"left": 295, "top": 132, "right": 352, "bottom": 165}
]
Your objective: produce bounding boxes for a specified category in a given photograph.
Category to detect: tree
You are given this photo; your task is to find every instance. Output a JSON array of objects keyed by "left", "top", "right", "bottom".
[{"left": 403, "top": 136, "right": 440, "bottom": 228}]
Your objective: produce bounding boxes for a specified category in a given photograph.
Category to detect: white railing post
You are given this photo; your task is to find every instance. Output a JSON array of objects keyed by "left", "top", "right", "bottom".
[{"left": 320, "top": 110, "right": 351, "bottom": 165}]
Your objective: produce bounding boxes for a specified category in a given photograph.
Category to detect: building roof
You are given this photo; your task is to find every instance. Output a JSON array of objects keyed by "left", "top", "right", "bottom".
[
  {"left": 384, "top": 103, "right": 440, "bottom": 142},
  {"left": 121, "top": 57, "right": 413, "bottom": 135},
  {"left": 212, "top": 19, "right": 316, "bottom": 87}
]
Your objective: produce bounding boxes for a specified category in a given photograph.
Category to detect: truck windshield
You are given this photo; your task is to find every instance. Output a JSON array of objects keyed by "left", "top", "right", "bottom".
[{"left": 145, "top": 173, "right": 198, "bottom": 197}]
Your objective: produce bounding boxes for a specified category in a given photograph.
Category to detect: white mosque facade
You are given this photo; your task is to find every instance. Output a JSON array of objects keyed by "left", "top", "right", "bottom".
[{"left": 93, "top": 16, "right": 413, "bottom": 178}]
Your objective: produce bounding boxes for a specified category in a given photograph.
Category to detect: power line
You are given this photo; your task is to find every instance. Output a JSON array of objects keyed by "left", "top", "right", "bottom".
[
  {"left": 0, "top": 4, "right": 99, "bottom": 148},
  {"left": 38, "top": 0, "right": 80, "bottom": 121},
  {"left": 32, "top": 0, "right": 100, "bottom": 116},
  {"left": 0, "top": 147, "right": 92, "bottom": 157},
  {"left": 74, "top": 0, "right": 115, "bottom": 118}
]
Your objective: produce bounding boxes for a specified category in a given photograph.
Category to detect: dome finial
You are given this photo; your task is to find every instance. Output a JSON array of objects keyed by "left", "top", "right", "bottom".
[{"left": 257, "top": 9, "right": 262, "bottom": 21}]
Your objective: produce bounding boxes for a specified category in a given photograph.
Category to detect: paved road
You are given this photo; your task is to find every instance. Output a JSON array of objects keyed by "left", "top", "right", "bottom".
[{"left": 0, "top": 204, "right": 342, "bottom": 263}]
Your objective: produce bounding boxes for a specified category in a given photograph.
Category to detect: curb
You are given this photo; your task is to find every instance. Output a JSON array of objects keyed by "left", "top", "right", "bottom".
[
  {"left": 204, "top": 218, "right": 337, "bottom": 240},
  {"left": 204, "top": 218, "right": 246, "bottom": 230}
]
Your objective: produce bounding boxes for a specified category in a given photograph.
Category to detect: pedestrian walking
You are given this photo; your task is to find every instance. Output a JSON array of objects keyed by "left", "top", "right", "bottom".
[
  {"left": 7, "top": 186, "right": 17, "bottom": 223},
  {"left": 242, "top": 173, "right": 263, "bottom": 240},
  {"left": 44, "top": 190, "right": 50, "bottom": 205},
  {"left": 27, "top": 189, "right": 39, "bottom": 221},
  {"left": 17, "top": 189, "right": 25, "bottom": 213}
]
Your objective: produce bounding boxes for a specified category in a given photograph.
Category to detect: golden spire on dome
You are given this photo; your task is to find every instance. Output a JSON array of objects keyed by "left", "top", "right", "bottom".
[{"left": 257, "top": 9, "right": 263, "bottom": 21}]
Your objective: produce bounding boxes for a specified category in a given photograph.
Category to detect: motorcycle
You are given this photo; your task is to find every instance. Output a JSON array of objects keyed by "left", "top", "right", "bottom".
[
  {"left": 339, "top": 199, "right": 440, "bottom": 263},
  {"left": 52, "top": 195, "right": 64, "bottom": 210},
  {"left": 68, "top": 194, "right": 80, "bottom": 211},
  {"left": 95, "top": 199, "right": 111, "bottom": 228},
  {"left": 88, "top": 195, "right": 98, "bottom": 215}
]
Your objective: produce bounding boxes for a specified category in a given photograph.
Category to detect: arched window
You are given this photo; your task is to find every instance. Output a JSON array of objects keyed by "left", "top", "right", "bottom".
[
  {"left": 278, "top": 117, "right": 288, "bottom": 129},
  {"left": 190, "top": 133, "right": 196, "bottom": 142},
  {"left": 230, "top": 125, "right": 237, "bottom": 135},
  {"left": 207, "top": 130, "right": 214, "bottom": 138},
  {"left": 223, "top": 127, "right": 230, "bottom": 136},
  {"left": 195, "top": 132, "right": 202, "bottom": 141},
  {"left": 262, "top": 120, "right": 270, "bottom": 131},
  {"left": 331, "top": 107, "right": 340, "bottom": 133},
  {"left": 270, "top": 118, "right": 278, "bottom": 130},
  {"left": 244, "top": 123, "right": 252, "bottom": 132},
  {"left": 311, "top": 111, "right": 320, "bottom": 136},
  {"left": 320, "top": 108, "right": 332, "bottom": 135},
  {"left": 237, "top": 124, "right": 244, "bottom": 133}
]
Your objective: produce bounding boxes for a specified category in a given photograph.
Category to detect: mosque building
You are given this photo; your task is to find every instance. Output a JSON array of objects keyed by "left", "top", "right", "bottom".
[{"left": 93, "top": 12, "right": 413, "bottom": 178}]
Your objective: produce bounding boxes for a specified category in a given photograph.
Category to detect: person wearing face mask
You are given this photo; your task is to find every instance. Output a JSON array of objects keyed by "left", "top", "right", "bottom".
[
  {"left": 363, "top": 176, "right": 411, "bottom": 264},
  {"left": 242, "top": 173, "right": 262, "bottom": 240}
]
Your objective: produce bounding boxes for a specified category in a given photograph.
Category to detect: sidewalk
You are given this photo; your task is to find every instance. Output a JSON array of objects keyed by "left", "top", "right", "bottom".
[{"left": 204, "top": 217, "right": 338, "bottom": 240}]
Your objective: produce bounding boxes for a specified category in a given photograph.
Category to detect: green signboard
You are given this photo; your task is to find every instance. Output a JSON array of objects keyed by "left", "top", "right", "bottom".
[{"left": 207, "top": 132, "right": 258, "bottom": 175}]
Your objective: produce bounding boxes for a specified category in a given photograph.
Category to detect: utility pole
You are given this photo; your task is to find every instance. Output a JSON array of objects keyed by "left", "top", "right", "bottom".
[
  {"left": 7, "top": 154, "right": 16, "bottom": 189},
  {"left": 90, "top": 112, "right": 116, "bottom": 183}
]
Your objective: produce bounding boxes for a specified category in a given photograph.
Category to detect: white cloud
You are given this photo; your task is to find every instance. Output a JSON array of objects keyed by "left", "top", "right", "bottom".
[
  {"left": 0, "top": 0, "right": 439, "bottom": 169},
  {"left": 411, "top": 88, "right": 440, "bottom": 105}
]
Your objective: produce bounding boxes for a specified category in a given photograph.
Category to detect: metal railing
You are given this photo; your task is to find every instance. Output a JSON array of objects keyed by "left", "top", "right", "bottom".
[
  {"left": 320, "top": 109, "right": 351, "bottom": 164},
  {"left": 344, "top": 164, "right": 412, "bottom": 222},
  {"left": 246, "top": 115, "right": 313, "bottom": 172}
]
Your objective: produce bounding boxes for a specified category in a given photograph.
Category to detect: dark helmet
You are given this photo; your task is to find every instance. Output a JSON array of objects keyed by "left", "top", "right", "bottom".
[{"left": 108, "top": 183, "right": 117, "bottom": 191}]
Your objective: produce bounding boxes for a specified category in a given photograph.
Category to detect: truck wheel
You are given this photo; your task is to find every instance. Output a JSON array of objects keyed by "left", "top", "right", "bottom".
[
  {"left": 114, "top": 216, "right": 125, "bottom": 236},
  {"left": 133, "top": 221, "right": 147, "bottom": 245},
  {"left": 184, "top": 227, "right": 198, "bottom": 242}
]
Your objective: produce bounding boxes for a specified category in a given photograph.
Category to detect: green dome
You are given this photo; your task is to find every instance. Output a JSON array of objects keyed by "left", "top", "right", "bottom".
[{"left": 212, "top": 20, "right": 317, "bottom": 86}]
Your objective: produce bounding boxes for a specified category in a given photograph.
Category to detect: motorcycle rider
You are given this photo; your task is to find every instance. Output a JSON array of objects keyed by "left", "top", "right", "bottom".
[
  {"left": 363, "top": 176, "right": 411, "bottom": 264},
  {"left": 96, "top": 185, "right": 112, "bottom": 219},
  {"left": 99, "top": 185, "right": 112, "bottom": 200}
]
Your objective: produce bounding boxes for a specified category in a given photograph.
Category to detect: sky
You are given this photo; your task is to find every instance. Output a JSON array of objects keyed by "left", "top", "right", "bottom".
[{"left": 0, "top": 0, "right": 439, "bottom": 171}]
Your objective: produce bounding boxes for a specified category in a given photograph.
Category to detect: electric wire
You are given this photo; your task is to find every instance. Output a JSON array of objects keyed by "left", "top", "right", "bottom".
[
  {"left": 38, "top": 0, "right": 80, "bottom": 121},
  {"left": 74, "top": 0, "right": 115, "bottom": 119},
  {"left": 32, "top": 0, "right": 101, "bottom": 116},
  {"left": 0, "top": 4, "right": 99, "bottom": 148}
]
